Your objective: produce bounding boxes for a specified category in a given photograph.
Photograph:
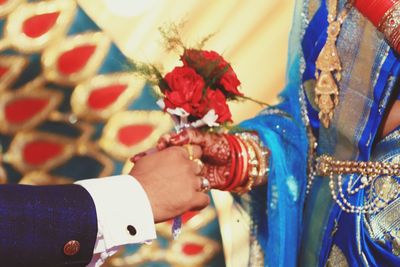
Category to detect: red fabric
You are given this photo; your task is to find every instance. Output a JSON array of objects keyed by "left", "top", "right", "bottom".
[
  {"left": 182, "top": 243, "right": 204, "bottom": 256},
  {"left": 0, "top": 66, "right": 8, "bottom": 79},
  {"left": 0, "top": 0, "right": 8, "bottom": 5},
  {"left": 5, "top": 98, "right": 49, "bottom": 124},
  {"left": 117, "top": 124, "right": 154, "bottom": 147},
  {"left": 23, "top": 140, "right": 63, "bottom": 165},
  {"left": 167, "top": 211, "right": 199, "bottom": 225},
  {"left": 22, "top": 12, "right": 60, "bottom": 38},
  {"left": 87, "top": 84, "right": 127, "bottom": 109},
  {"left": 354, "top": 0, "right": 397, "bottom": 27},
  {"left": 57, "top": 45, "right": 96, "bottom": 75}
]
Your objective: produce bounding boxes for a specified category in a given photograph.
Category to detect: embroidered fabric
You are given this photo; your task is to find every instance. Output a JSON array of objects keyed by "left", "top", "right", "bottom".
[{"left": 231, "top": 0, "right": 400, "bottom": 266}]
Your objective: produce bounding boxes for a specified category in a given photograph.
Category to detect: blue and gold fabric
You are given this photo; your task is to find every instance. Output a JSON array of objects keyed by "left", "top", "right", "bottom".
[
  {"left": 235, "top": 0, "right": 400, "bottom": 266},
  {"left": 0, "top": 1, "right": 225, "bottom": 266}
]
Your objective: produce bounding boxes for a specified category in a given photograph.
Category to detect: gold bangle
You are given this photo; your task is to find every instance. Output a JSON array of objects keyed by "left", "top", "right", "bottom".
[
  {"left": 246, "top": 137, "right": 269, "bottom": 185},
  {"left": 378, "top": 1, "right": 400, "bottom": 53}
]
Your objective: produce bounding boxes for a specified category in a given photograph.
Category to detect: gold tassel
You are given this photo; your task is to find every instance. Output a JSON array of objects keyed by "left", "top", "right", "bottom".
[{"left": 314, "top": 0, "right": 352, "bottom": 128}]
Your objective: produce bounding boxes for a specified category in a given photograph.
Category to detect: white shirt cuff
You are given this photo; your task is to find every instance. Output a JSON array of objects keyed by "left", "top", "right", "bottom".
[{"left": 75, "top": 175, "right": 156, "bottom": 266}]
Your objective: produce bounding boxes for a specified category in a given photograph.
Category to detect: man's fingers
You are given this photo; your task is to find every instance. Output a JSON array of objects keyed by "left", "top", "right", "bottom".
[
  {"left": 157, "top": 133, "right": 174, "bottom": 149},
  {"left": 192, "top": 145, "right": 202, "bottom": 159},
  {"left": 181, "top": 144, "right": 202, "bottom": 160},
  {"left": 170, "top": 129, "right": 205, "bottom": 146},
  {"left": 157, "top": 130, "right": 198, "bottom": 148},
  {"left": 130, "top": 152, "right": 146, "bottom": 163},
  {"left": 191, "top": 159, "right": 205, "bottom": 175},
  {"left": 130, "top": 148, "right": 158, "bottom": 163}
]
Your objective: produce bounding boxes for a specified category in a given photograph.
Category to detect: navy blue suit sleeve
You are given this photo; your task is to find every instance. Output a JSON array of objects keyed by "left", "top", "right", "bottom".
[{"left": 0, "top": 184, "right": 98, "bottom": 267}]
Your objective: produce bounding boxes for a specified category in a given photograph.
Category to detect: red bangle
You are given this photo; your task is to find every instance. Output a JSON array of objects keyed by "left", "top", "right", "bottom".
[
  {"left": 355, "top": 0, "right": 400, "bottom": 53},
  {"left": 225, "top": 135, "right": 245, "bottom": 191},
  {"left": 220, "top": 134, "right": 238, "bottom": 190},
  {"left": 236, "top": 136, "right": 249, "bottom": 186},
  {"left": 218, "top": 134, "right": 236, "bottom": 190}
]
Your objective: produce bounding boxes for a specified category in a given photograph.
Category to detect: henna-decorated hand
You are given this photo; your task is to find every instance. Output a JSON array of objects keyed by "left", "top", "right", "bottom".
[
  {"left": 156, "top": 129, "right": 232, "bottom": 189},
  {"left": 131, "top": 128, "right": 267, "bottom": 191},
  {"left": 131, "top": 129, "right": 232, "bottom": 189}
]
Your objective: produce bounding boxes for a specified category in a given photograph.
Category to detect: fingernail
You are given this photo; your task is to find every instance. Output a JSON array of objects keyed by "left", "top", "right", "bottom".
[
  {"left": 130, "top": 152, "right": 146, "bottom": 163},
  {"left": 156, "top": 143, "right": 166, "bottom": 150}
]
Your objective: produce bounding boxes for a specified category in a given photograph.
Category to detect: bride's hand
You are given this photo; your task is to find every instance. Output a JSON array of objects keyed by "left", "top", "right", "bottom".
[
  {"left": 131, "top": 129, "right": 232, "bottom": 189},
  {"left": 157, "top": 129, "right": 231, "bottom": 165},
  {"left": 158, "top": 129, "right": 233, "bottom": 189},
  {"left": 132, "top": 128, "right": 268, "bottom": 190}
]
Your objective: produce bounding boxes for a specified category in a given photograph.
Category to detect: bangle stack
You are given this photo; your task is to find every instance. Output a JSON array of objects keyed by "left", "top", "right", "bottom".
[
  {"left": 355, "top": 0, "right": 400, "bottom": 54},
  {"left": 221, "top": 132, "right": 270, "bottom": 194}
]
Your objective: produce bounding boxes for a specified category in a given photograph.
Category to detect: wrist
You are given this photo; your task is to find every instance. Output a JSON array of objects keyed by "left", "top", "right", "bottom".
[
  {"left": 355, "top": 0, "right": 400, "bottom": 53},
  {"left": 220, "top": 132, "right": 270, "bottom": 194}
]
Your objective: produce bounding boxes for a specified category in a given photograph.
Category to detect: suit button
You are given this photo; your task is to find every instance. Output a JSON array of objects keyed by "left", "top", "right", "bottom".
[
  {"left": 127, "top": 225, "right": 137, "bottom": 236},
  {"left": 63, "top": 240, "right": 80, "bottom": 256}
]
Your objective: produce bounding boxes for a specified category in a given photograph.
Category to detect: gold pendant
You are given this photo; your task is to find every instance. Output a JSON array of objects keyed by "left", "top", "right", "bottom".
[{"left": 315, "top": 0, "right": 344, "bottom": 128}]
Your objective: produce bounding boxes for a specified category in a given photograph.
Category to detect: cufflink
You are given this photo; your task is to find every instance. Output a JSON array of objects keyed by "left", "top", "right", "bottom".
[
  {"left": 63, "top": 240, "right": 80, "bottom": 256},
  {"left": 127, "top": 225, "right": 137, "bottom": 236}
]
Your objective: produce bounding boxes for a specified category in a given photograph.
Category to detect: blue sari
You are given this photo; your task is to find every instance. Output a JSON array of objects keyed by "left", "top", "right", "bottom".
[{"left": 236, "top": 0, "right": 400, "bottom": 266}]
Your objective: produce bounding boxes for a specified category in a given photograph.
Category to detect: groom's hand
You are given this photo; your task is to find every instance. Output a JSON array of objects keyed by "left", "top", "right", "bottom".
[
  {"left": 156, "top": 129, "right": 233, "bottom": 190},
  {"left": 130, "top": 146, "right": 209, "bottom": 223}
]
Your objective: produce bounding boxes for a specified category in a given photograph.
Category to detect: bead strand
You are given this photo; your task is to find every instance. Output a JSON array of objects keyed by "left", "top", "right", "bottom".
[{"left": 322, "top": 153, "right": 400, "bottom": 214}]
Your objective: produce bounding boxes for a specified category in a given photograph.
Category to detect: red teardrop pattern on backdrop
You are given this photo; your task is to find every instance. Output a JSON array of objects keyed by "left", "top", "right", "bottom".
[
  {"left": 0, "top": 66, "right": 8, "bottom": 79},
  {"left": 23, "top": 140, "right": 64, "bottom": 166},
  {"left": 22, "top": 12, "right": 60, "bottom": 38},
  {"left": 181, "top": 243, "right": 205, "bottom": 256},
  {"left": 117, "top": 124, "right": 154, "bottom": 147},
  {"left": 0, "top": 0, "right": 8, "bottom": 5},
  {"left": 5, "top": 98, "right": 49, "bottom": 124},
  {"left": 57, "top": 45, "right": 96, "bottom": 75},
  {"left": 87, "top": 84, "right": 128, "bottom": 110}
]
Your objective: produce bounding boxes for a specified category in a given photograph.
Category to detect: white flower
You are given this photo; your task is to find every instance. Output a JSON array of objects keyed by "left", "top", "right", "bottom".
[
  {"left": 191, "top": 109, "right": 219, "bottom": 128},
  {"left": 166, "top": 107, "right": 189, "bottom": 117}
]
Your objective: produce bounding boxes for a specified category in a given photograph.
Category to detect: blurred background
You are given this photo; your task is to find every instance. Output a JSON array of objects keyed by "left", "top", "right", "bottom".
[
  {"left": 78, "top": 0, "right": 294, "bottom": 122},
  {"left": 0, "top": 0, "right": 294, "bottom": 266}
]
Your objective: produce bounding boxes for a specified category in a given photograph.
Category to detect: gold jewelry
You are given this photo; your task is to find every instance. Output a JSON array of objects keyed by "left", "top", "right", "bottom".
[
  {"left": 236, "top": 132, "right": 270, "bottom": 186},
  {"left": 183, "top": 144, "right": 194, "bottom": 160},
  {"left": 316, "top": 155, "right": 400, "bottom": 177},
  {"left": 378, "top": 1, "right": 400, "bottom": 52},
  {"left": 315, "top": 0, "right": 353, "bottom": 128},
  {"left": 246, "top": 136, "right": 270, "bottom": 186},
  {"left": 316, "top": 155, "right": 400, "bottom": 214},
  {"left": 233, "top": 135, "right": 258, "bottom": 195}
]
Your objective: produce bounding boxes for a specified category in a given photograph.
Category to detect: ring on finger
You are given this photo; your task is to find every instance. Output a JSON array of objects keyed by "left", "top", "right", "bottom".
[
  {"left": 183, "top": 144, "right": 194, "bottom": 160},
  {"left": 200, "top": 177, "right": 210, "bottom": 193}
]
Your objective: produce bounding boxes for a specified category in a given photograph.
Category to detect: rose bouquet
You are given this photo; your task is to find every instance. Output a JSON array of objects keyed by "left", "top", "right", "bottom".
[
  {"left": 132, "top": 25, "right": 265, "bottom": 238},
  {"left": 132, "top": 24, "right": 265, "bottom": 133},
  {"left": 156, "top": 48, "right": 242, "bottom": 129}
]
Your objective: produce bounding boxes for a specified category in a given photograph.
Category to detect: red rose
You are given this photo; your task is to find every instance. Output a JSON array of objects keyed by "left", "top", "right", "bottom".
[
  {"left": 163, "top": 66, "right": 205, "bottom": 114},
  {"left": 181, "top": 49, "right": 205, "bottom": 68},
  {"left": 181, "top": 49, "right": 242, "bottom": 96},
  {"left": 219, "top": 68, "right": 242, "bottom": 96},
  {"left": 195, "top": 88, "right": 232, "bottom": 123},
  {"left": 201, "top": 50, "right": 226, "bottom": 66}
]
